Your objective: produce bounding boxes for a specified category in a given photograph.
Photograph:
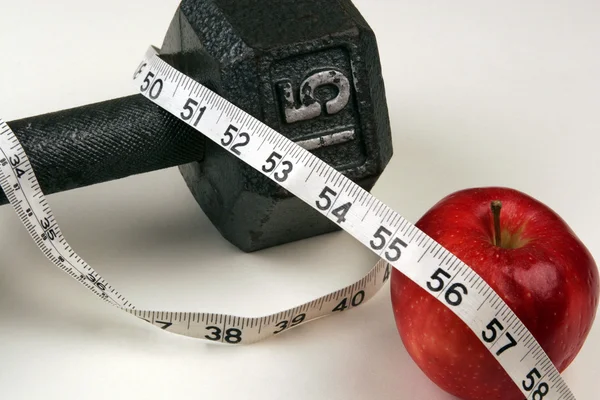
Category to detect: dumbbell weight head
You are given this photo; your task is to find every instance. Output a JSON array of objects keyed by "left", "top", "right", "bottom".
[{"left": 159, "top": 0, "right": 393, "bottom": 251}]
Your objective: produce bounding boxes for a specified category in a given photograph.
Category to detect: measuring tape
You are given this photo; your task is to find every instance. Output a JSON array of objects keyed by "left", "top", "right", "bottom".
[{"left": 0, "top": 45, "right": 576, "bottom": 399}]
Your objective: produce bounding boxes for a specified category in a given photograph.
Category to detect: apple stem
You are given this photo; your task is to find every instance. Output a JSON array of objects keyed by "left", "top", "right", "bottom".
[{"left": 491, "top": 200, "right": 502, "bottom": 247}]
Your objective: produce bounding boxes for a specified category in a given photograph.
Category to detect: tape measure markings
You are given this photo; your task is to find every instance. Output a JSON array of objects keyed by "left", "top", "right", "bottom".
[
  {"left": 0, "top": 127, "right": 132, "bottom": 308},
  {"left": 0, "top": 141, "right": 390, "bottom": 341},
  {"left": 122, "top": 260, "right": 388, "bottom": 343},
  {"left": 0, "top": 45, "right": 575, "bottom": 399}
]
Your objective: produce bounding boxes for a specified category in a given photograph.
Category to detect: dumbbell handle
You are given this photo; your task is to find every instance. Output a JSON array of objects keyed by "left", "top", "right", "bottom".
[{"left": 1, "top": 94, "right": 205, "bottom": 205}]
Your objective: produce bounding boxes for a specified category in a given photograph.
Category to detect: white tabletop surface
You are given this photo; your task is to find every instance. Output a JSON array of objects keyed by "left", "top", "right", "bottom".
[{"left": 0, "top": 0, "right": 599, "bottom": 399}]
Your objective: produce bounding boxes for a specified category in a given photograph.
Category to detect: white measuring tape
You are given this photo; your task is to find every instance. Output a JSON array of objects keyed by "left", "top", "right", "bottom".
[{"left": 0, "top": 45, "right": 575, "bottom": 399}]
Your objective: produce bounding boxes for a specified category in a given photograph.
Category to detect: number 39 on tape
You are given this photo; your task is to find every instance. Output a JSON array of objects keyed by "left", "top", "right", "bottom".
[{"left": 0, "top": 45, "right": 575, "bottom": 400}]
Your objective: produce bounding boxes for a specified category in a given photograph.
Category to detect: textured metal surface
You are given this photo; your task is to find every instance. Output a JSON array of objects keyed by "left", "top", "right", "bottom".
[
  {"left": 2, "top": 95, "right": 204, "bottom": 205},
  {"left": 171, "top": 0, "right": 393, "bottom": 251}
]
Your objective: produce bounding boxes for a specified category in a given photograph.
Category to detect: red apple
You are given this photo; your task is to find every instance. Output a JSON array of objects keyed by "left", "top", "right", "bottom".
[{"left": 390, "top": 187, "right": 599, "bottom": 400}]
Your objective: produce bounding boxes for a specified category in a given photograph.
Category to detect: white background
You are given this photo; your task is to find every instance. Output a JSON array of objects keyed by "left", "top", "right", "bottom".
[{"left": 0, "top": 0, "right": 599, "bottom": 399}]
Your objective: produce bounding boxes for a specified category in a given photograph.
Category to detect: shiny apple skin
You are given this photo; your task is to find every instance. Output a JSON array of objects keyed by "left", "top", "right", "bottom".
[{"left": 390, "top": 187, "right": 599, "bottom": 400}]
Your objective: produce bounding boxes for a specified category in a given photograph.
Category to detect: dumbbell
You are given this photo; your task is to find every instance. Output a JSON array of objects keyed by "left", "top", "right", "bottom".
[{"left": 3, "top": 0, "right": 393, "bottom": 252}]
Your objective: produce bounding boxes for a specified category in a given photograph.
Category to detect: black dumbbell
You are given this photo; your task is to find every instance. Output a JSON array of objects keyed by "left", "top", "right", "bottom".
[{"left": 3, "top": 0, "right": 393, "bottom": 252}]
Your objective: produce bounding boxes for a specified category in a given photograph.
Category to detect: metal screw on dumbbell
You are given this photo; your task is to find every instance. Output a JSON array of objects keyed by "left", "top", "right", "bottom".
[{"left": 4, "top": 0, "right": 393, "bottom": 252}]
